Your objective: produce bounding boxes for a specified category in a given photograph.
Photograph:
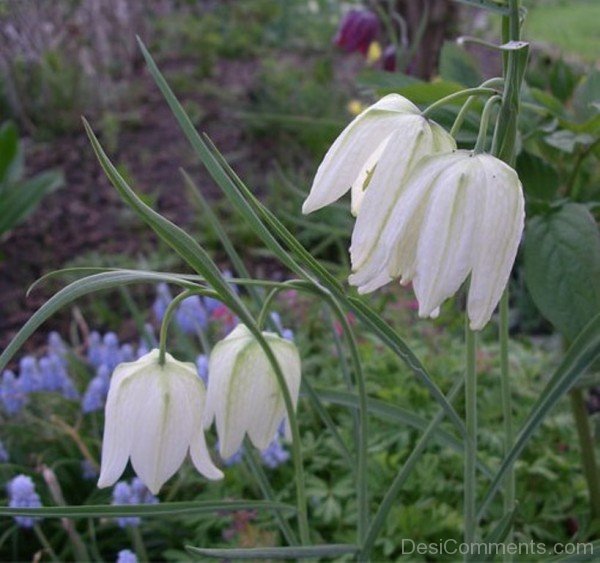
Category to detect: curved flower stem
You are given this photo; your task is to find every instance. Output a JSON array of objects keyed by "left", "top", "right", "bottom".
[
  {"left": 464, "top": 319, "right": 478, "bottom": 548},
  {"left": 326, "top": 296, "right": 369, "bottom": 550},
  {"left": 450, "top": 78, "right": 504, "bottom": 138},
  {"left": 157, "top": 289, "right": 195, "bottom": 365},
  {"left": 499, "top": 291, "right": 515, "bottom": 546},
  {"left": 474, "top": 95, "right": 502, "bottom": 153},
  {"left": 421, "top": 87, "right": 499, "bottom": 118}
]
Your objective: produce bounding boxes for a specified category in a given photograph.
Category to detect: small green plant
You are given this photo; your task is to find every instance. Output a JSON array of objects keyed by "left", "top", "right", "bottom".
[{"left": 0, "top": 121, "right": 63, "bottom": 241}]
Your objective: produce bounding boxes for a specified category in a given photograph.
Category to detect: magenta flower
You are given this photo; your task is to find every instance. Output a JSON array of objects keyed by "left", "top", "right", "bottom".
[{"left": 334, "top": 9, "right": 379, "bottom": 55}]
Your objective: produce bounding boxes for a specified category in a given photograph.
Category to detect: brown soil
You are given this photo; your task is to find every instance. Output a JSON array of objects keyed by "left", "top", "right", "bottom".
[{"left": 0, "top": 55, "right": 265, "bottom": 353}]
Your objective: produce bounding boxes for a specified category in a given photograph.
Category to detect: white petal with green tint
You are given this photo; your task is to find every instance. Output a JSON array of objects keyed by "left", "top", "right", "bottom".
[
  {"left": 204, "top": 324, "right": 301, "bottom": 459},
  {"left": 97, "top": 349, "right": 222, "bottom": 494},
  {"left": 302, "top": 94, "right": 420, "bottom": 214}
]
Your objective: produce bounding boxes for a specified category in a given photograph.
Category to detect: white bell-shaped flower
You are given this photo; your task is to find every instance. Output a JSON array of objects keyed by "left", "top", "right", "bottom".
[
  {"left": 97, "top": 349, "right": 222, "bottom": 494},
  {"left": 302, "top": 93, "right": 455, "bottom": 217},
  {"left": 352, "top": 150, "right": 525, "bottom": 330},
  {"left": 204, "top": 324, "right": 301, "bottom": 460}
]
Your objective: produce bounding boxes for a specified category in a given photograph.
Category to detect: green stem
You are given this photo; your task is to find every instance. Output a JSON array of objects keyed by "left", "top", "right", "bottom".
[
  {"left": 130, "top": 527, "right": 150, "bottom": 562},
  {"left": 244, "top": 443, "right": 298, "bottom": 545},
  {"left": 421, "top": 87, "right": 499, "bottom": 118},
  {"left": 474, "top": 95, "right": 502, "bottom": 153},
  {"left": 464, "top": 320, "right": 478, "bottom": 547},
  {"left": 327, "top": 297, "right": 369, "bottom": 550},
  {"left": 450, "top": 78, "right": 504, "bottom": 138},
  {"left": 570, "top": 388, "right": 600, "bottom": 520},
  {"left": 157, "top": 289, "right": 195, "bottom": 365},
  {"left": 499, "top": 290, "right": 515, "bottom": 557},
  {"left": 33, "top": 525, "right": 60, "bottom": 563}
]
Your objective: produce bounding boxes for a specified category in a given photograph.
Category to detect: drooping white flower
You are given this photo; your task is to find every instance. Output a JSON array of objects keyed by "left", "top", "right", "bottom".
[
  {"left": 203, "top": 324, "right": 301, "bottom": 460},
  {"left": 303, "top": 94, "right": 455, "bottom": 216},
  {"left": 351, "top": 150, "right": 525, "bottom": 330},
  {"left": 97, "top": 349, "right": 222, "bottom": 494}
]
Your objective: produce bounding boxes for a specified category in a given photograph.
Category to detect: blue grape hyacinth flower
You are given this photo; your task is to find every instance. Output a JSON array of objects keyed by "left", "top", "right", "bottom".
[{"left": 7, "top": 475, "right": 42, "bottom": 528}]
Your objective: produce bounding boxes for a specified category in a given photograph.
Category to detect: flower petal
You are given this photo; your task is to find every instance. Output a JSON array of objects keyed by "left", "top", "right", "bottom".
[
  {"left": 412, "top": 153, "right": 482, "bottom": 317},
  {"left": 467, "top": 156, "right": 525, "bottom": 329},
  {"left": 302, "top": 94, "right": 419, "bottom": 214},
  {"left": 97, "top": 359, "right": 149, "bottom": 489},
  {"left": 190, "top": 425, "right": 224, "bottom": 481}
]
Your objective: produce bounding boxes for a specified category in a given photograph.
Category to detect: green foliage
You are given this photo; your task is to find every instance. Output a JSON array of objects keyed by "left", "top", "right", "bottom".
[
  {"left": 524, "top": 203, "right": 600, "bottom": 342},
  {"left": 0, "top": 121, "right": 63, "bottom": 239},
  {"left": 439, "top": 42, "right": 483, "bottom": 88}
]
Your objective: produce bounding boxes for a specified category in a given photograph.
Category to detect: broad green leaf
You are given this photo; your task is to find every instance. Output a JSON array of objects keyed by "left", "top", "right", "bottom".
[
  {"left": 0, "top": 270, "right": 204, "bottom": 373},
  {"left": 0, "top": 121, "right": 22, "bottom": 186},
  {"left": 187, "top": 544, "right": 358, "bottom": 560},
  {"left": 478, "top": 313, "right": 600, "bottom": 519},
  {"left": 524, "top": 203, "right": 600, "bottom": 341},
  {"left": 573, "top": 70, "right": 600, "bottom": 122},
  {"left": 529, "top": 88, "right": 567, "bottom": 119},
  {"left": 439, "top": 42, "right": 483, "bottom": 88},
  {"left": 0, "top": 500, "right": 294, "bottom": 519},
  {"left": 0, "top": 171, "right": 63, "bottom": 235},
  {"left": 357, "top": 68, "right": 419, "bottom": 96},
  {"left": 549, "top": 59, "right": 579, "bottom": 103},
  {"left": 515, "top": 152, "right": 559, "bottom": 201},
  {"left": 543, "top": 130, "right": 595, "bottom": 153}
]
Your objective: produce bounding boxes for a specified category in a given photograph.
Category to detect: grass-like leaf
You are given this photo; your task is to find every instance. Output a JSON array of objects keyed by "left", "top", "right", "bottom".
[
  {"left": 478, "top": 313, "right": 600, "bottom": 519},
  {"left": 0, "top": 500, "right": 294, "bottom": 519},
  {"left": 186, "top": 544, "right": 358, "bottom": 559}
]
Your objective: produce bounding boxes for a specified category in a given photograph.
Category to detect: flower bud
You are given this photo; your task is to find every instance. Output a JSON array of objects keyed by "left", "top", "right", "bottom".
[
  {"left": 97, "top": 349, "right": 222, "bottom": 494},
  {"left": 334, "top": 9, "right": 379, "bottom": 55},
  {"left": 204, "top": 325, "right": 301, "bottom": 459}
]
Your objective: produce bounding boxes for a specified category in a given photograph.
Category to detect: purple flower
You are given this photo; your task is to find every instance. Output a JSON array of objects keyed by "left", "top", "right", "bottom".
[
  {"left": 382, "top": 44, "right": 397, "bottom": 72},
  {"left": 81, "top": 365, "right": 111, "bottom": 413},
  {"left": 334, "top": 9, "right": 379, "bottom": 55},
  {"left": 152, "top": 283, "right": 173, "bottom": 322},
  {"left": 81, "top": 460, "right": 99, "bottom": 480},
  {"left": 196, "top": 354, "right": 209, "bottom": 385},
  {"left": 7, "top": 475, "right": 42, "bottom": 528},
  {"left": 111, "top": 478, "right": 158, "bottom": 528},
  {"left": 19, "top": 356, "right": 42, "bottom": 393},
  {"left": 175, "top": 295, "right": 208, "bottom": 334},
  {"left": 0, "top": 440, "right": 9, "bottom": 463},
  {"left": 39, "top": 353, "right": 79, "bottom": 399},
  {"left": 116, "top": 550, "right": 138, "bottom": 563},
  {"left": 261, "top": 437, "right": 290, "bottom": 469},
  {"left": 1, "top": 370, "right": 27, "bottom": 415}
]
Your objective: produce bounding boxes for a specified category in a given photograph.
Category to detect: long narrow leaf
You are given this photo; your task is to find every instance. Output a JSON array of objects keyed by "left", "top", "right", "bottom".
[
  {"left": 0, "top": 270, "right": 203, "bottom": 372},
  {"left": 0, "top": 500, "right": 294, "bottom": 519},
  {"left": 137, "top": 39, "right": 464, "bottom": 435},
  {"left": 478, "top": 313, "right": 600, "bottom": 519},
  {"left": 187, "top": 544, "right": 358, "bottom": 559}
]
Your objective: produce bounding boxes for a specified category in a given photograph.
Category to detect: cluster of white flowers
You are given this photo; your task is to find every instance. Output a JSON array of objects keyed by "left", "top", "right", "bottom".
[
  {"left": 97, "top": 326, "right": 301, "bottom": 494},
  {"left": 303, "top": 94, "right": 525, "bottom": 331}
]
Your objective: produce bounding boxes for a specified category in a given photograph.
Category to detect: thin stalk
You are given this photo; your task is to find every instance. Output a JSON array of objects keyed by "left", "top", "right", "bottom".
[
  {"left": 474, "top": 95, "right": 502, "bottom": 153},
  {"left": 499, "top": 290, "right": 515, "bottom": 558},
  {"left": 361, "top": 379, "right": 463, "bottom": 559},
  {"left": 33, "top": 525, "right": 60, "bottom": 563},
  {"left": 450, "top": 78, "right": 504, "bottom": 138},
  {"left": 326, "top": 296, "right": 369, "bottom": 549},
  {"left": 421, "top": 87, "right": 499, "bottom": 118},
  {"left": 130, "top": 527, "right": 150, "bottom": 563},
  {"left": 570, "top": 388, "right": 600, "bottom": 520},
  {"left": 464, "top": 320, "right": 478, "bottom": 547},
  {"left": 244, "top": 444, "right": 298, "bottom": 545},
  {"left": 157, "top": 289, "right": 194, "bottom": 365}
]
